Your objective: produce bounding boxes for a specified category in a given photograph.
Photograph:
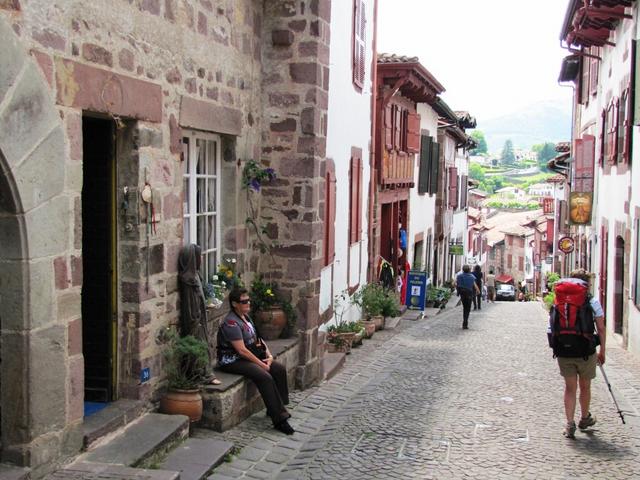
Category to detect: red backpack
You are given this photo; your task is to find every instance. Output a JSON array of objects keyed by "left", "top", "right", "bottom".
[{"left": 547, "top": 279, "right": 597, "bottom": 358}]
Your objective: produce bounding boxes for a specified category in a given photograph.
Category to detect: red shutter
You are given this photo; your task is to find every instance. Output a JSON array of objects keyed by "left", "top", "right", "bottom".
[
  {"left": 384, "top": 104, "right": 393, "bottom": 150},
  {"left": 352, "top": 0, "right": 365, "bottom": 89},
  {"left": 349, "top": 150, "right": 363, "bottom": 244},
  {"left": 448, "top": 167, "right": 458, "bottom": 208},
  {"left": 460, "top": 175, "right": 468, "bottom": 208},
  {"left": 580, "top": 56, "right": 589, "bottom": 105},
  {"left": 546, "top": 218, "right": 554, "bottom": 249},
  {"left": 573, "top": 138, "right": 584, "bottom": 192},
  {"left": 600, "top": 109, "right": 606, "bottom": 166},
  {"left": 607, "top": 99, "right": 619, "bottom": 164},
  {"left": 324, "top": 161, "right": 336, "bottom": 266},
  {"left": 582, "top": 134, "right": 595, "bottom": 191},
  {"left": 622, "top": 89, "right": 631, "bottom": 163},
  {"left": 406, "top": 113, "right": 421, "bottom": 153}
]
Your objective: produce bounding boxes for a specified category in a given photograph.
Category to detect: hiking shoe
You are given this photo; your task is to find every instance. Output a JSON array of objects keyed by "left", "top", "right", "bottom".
[
  {"left": 578, "top": 413, "right": 596, "bottom": 430},
  {"left": 563, "top": 421, "right": 576, "bottom": 439}
]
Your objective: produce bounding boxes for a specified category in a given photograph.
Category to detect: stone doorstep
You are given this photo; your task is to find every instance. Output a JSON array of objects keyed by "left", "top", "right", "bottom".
[
  {"left": 321, "top": 351, "right": 346, "bottom": 382},
  {"left": 158, "top": 437, "right": 233, "bottom": 480},
  {"left": 384, "top": 316, "right": 402, "bottom": 330},
  {"left": 82, "top": 398, "right": 146, "bottom": 449},
  {"left": 199, "top": 337, "right": 299, "bottom": 432},
  {"left": 44, "top": 462, "right": 179, "bottom": 480},
  {"left": 80, "top": 413, "right": 189, "bottom": 468},
  {"left": 0, "top": 464, "right": 30, "bottom": 480}
]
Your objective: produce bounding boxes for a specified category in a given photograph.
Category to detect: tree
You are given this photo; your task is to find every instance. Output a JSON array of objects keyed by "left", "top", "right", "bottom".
[
  {"left": 500, "top": 139, "right": 515, "bottom": 165},
  {"left": 532, "top": 142, "right": 556, "bottom": 171},
  {"left": 468, "top": 163, "right": 485, "bottom": 182},
  {"left": 469, "top": 130, "right": 488, "bottom": 155}
]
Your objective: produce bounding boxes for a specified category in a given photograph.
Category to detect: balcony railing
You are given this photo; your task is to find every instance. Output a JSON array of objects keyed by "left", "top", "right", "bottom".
[{"left": 380, "top": 150, "right": 414, "bottom": 187}]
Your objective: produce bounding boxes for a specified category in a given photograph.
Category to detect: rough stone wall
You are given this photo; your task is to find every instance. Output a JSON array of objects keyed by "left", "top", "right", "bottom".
[
  {"left": 259, "top": 0, "right": 331, "bottom": 387},
  {"left": 1, "top": 0, "right": 264, "bottom": 405}
]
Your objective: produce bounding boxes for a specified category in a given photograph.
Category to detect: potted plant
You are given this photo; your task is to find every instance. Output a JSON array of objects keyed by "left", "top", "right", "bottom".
[
  {"left": 326, "top": 291, "right": 358, "bottom": 352},
  {"left": 250, "top": 276, "right": 296, "bottom": 340},
  {"left": 353, "top": 283, "right": 385, "bottom": 330},
  {"left": 159, "top": 332, "right": 209, "bottom": 422}
]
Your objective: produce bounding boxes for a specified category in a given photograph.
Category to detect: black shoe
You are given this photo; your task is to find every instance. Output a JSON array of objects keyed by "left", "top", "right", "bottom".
[
  {"left": 462, "top": 325, "right": 468, "bottom": 329},
  {"left": 275, "top": 420, "right": 295, "bottom": 435}
]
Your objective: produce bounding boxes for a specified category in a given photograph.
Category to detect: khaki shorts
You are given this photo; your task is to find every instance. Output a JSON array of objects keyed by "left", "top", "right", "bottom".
[{"left": 557, "top": 354, "right": 597, "bottom": 379}]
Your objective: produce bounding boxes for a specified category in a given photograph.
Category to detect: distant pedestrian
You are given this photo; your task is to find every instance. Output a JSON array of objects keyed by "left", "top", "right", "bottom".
[
  {"left": 456, "top": 265, "right": 480, "bottom": 329},
  {"left": 472, "top": 265, "right": 483, "bottom": 310},
  {"left": 486, "top": 269, "right": 496, "bottom": 303}
]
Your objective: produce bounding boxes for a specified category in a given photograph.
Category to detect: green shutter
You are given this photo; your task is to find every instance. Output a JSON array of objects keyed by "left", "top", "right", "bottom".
[
  {"left": 418, "top": 135, "right": 432, "bottom": 194},
  {"left": 429, "top": 141, "right": 440, "bottom": 194}
]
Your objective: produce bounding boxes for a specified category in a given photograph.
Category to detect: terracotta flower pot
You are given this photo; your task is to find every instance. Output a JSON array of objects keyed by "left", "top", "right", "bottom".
[
  {"left": 362, "top": 320, "right": 376, "bottom": 338},
  {"left": 160, "top": 388, "right": 203, "bottom": 422},
  {"left": 254, "top": 305, "right": 287, "bottom": 340},
  {"left": 371, "top": 315, "right": 385, "bottom": 331}
]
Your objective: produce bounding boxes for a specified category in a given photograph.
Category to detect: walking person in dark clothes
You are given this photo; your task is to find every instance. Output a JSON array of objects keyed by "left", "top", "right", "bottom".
[
  {"left": 456, "top": 265, "right": 480, "bottom": 329},
  {"left": 472, "top": 264, "right": 483, "bottom": 310},
  {"left": 216, "top": 287, "right": 294, "bottom": 435}
]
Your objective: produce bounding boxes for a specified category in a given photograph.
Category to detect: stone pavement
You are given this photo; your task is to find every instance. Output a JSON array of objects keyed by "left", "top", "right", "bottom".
[{"left": 199, "top": 301, "right": 640, "bottom": 479}]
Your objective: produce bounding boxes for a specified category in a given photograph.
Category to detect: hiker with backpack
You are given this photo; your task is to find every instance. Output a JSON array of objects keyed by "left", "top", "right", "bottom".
[
  {"left": 456, "top": 265, "right": 480, "bottom": 329},
  {"left": 548, "top": 269, "right": 606, "bottom": 439}
]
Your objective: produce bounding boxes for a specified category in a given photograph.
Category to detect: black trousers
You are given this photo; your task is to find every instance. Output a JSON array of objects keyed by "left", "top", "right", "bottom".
[
  {"left": 219, "top": 359, "right": 290, "bottom": 425},
  {"left": 473, "top": 293, "right": 482, "bottom": 310},
  {"left": 461, "top": 295, "right": 473, "bottom": 327}
]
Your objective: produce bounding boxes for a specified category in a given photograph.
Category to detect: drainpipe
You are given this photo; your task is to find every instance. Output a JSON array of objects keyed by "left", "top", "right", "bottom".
[{"left": 367, "top": 0, "right": 379, "bottom": 283}]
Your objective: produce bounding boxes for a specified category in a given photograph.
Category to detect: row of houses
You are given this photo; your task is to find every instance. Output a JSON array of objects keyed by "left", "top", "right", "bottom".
[
  {"left": 0, "top": 0, "right": 478, "bottom": 474},
  {"left": 548, "top": 0, "right": 640, "bottom": 356}
]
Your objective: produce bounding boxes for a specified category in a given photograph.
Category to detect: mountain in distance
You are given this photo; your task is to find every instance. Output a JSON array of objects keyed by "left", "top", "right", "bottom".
[{"left": 475, "top": 98, "right": 572, "bottom": 154}]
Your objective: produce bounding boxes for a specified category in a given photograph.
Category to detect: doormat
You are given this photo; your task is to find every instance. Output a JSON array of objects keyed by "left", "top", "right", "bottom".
[{"left": 84, "top": 401, "right": 108, "bottom": 417}]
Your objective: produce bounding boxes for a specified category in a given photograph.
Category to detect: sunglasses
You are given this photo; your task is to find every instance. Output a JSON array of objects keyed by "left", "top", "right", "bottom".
[{"left": 237, "top": 299, "right": 251, "bottom": 304}]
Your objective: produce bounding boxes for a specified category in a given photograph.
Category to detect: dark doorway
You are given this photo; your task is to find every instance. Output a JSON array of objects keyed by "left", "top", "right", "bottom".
[
  {"left": 614, "top": 236, "right": 624, "bottom": 336},
  {"left": 82, "top": 117, "right": 116, "bottom": 405}
]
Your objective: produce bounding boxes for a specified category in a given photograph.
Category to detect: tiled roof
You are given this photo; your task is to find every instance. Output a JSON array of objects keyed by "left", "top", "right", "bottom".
[
  {"left": 556, "top": 142, "right": 570, "bottom": 152},
  {"left": 546, "top": 174, "right": 566, "bottom": 183},
  {"left": 377, "top": 53, "right": 419, "bottom": 64}
]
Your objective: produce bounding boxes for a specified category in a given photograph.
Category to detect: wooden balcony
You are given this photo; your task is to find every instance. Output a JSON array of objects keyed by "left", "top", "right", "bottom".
[{"left": 380, "top": 149, "right": 414, "bottom": 188}]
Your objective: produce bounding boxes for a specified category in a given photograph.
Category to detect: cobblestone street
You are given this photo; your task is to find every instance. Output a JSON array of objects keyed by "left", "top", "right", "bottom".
[{"left": 202, "top": 301, "right": 640, "bottom": 479}]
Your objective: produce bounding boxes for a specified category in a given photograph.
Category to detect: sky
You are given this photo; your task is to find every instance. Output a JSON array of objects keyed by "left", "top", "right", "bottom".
[{"left": 377, "top": 0, "right": 574, "bottom": 123}]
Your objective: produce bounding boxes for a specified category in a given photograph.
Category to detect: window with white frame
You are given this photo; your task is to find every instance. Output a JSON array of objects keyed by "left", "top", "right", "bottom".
[{"left": 182, "top": 131, "right": 221, "bottom": 282}]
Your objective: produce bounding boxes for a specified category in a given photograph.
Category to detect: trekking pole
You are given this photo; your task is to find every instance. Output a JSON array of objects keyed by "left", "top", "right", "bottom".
[{"left": 598, "top": 363, "right": 626, "bottom": 424}]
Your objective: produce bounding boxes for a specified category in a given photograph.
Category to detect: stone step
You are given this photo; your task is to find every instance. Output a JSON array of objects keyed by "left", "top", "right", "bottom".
[
  {"left": 0, "top": 464, "right": 30, "bottom": 480},
  {"left": 83, "top": 399, "right": 145, "bottom": 449},
  {"left": 44, "top": 461, "right": 179, "bottom": 480},
  {"left": 384, "top": 315, "right": 402, "bottom": 330},
  {"left": 322, "top": 351, "right": 346, "bottom": 382},
  {"left": 158, "top": 438, "right": 233, "bottom": 480},
  {"left": 200, "top": 338, "right": 299, "bottom": 432},
  {"left": 82, "top": 412, "right": 189, "bottom": 468}
]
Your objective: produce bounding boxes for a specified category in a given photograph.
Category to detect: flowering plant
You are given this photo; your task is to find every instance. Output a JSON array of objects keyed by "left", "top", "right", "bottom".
[
  {"left": 243, "top": 159, "right": 276, "bottom": 192},
  {"left": 203, "top": 257, "right": 242, "bottom": 308},
  {"left": 249, "top": 276, "right": 296, "bottom": 328}
]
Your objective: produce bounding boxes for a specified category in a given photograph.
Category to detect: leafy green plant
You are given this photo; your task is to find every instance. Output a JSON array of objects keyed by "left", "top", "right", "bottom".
[
  {"left": 352, "top": 283, "right": 385, "bottom": 318},
  {"left": 380, "top": 288, "right": 400, "bottom": 317},
  {"left": 543, "top": 292, "right": 555, "bottom": 311},
  {"left": 249, "top": 275, "right": 296, "bottom": 330},
  {"left": 545, "top": 272, "right": 560, "bottom": 290},
  {"left": 163, "top": 332, "right": 209, "bottom": 390}
]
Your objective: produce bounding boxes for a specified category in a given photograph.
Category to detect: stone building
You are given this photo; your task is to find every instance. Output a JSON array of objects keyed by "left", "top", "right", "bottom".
[{"left": 0, "top": 0, "right": 341, "bottom": 474}]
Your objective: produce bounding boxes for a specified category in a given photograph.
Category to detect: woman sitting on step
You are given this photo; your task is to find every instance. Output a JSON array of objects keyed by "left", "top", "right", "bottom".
[{"left": 216, "top": 287, "right": 295, "bottom": 435}]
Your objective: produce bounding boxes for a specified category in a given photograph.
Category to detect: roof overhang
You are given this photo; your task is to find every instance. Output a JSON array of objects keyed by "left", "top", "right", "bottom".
[
  {"left": 561, "top": 1, "right": 634, "bottom": 49},
  {"left": 378, "top": 62, "right": 445, "bottom": 104}
]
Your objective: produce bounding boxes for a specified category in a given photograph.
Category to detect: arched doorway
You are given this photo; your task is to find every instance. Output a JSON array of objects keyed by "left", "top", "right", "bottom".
[
  {"left": 0, "top": 16, "right": 80, "bottom": 469},
  {"left": 614, "top": 236, "right": 625, "bottom": 336}
]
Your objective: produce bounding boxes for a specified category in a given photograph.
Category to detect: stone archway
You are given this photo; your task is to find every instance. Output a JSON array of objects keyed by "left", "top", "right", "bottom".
[{"left": 0, "top": 16, "right": 80, "bottom": 471}]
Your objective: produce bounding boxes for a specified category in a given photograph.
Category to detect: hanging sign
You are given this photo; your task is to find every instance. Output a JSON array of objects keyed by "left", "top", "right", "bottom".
[
  {"left": 558, "top": 236, "right": 575, "bottom": 254},
  {"left": 405, "top": 270, "right": 428, "bottom": 310},
  {"left": 569, "top": 191, "right": 593, "bottom": 225},
  {"left": 449, "top": 244, "right": 464, "bottom": 255}
]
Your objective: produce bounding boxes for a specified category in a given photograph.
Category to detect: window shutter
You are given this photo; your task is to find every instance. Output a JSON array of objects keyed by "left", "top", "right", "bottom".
[
  {"left": 580, "top": 56, "right": 589, "bottom": 105},
  {"left": 582, "top": 134, "right": 595, "bottom": 192},
  {"left": 406, "top": 113, "right": 421, "bottom": 154},
  {"left": 429, "top": 141, "right": 439, "bottom": 194},
  {"left": 349, "top": 150, "right": 363, "bottom": 245},
  {"left": 352, "top": 0, "right": 366, "bottom": 89},
  {"left": 600, "top": 109, "right": 606, "bottom": 166},
  {"left": 393, "top": 106, "right": 401, "bottom": 150},
  {"left": 574, "top": 138, "right": 584, "bottom": 192},
  {"left": 607, "top": 99, "right": 618, "bottom": 164},
  {"left": 418, "top": 135, "right": 432, "bottom": 194},
  {"left": 460, "top": 174, "right": 468, "bottom": 208},
  {"left": 589, "top": 47, "right": 598, "bottom": 96},
  {"left": 384, "top": 104, "right": 393, "bottom": 150},
  {"left": 448, "top": 167, "right": 458, "bottom": 208},
  {"left": 621, "top": 88, "right": 631, "bottom": 163},
  {"left": 324, "top": 163, "right": 336, "bottom": 266}
]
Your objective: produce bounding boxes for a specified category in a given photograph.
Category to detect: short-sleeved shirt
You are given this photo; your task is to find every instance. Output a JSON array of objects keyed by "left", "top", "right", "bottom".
[
  {"left": 590, "top": 297, "right": 604, "bottom": 318},
  {"left": 485, "top": 274, "right": 496, "bottom": 287},
  {"left": 216, "top": 311, "right": 258, "bottom": 366}
]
